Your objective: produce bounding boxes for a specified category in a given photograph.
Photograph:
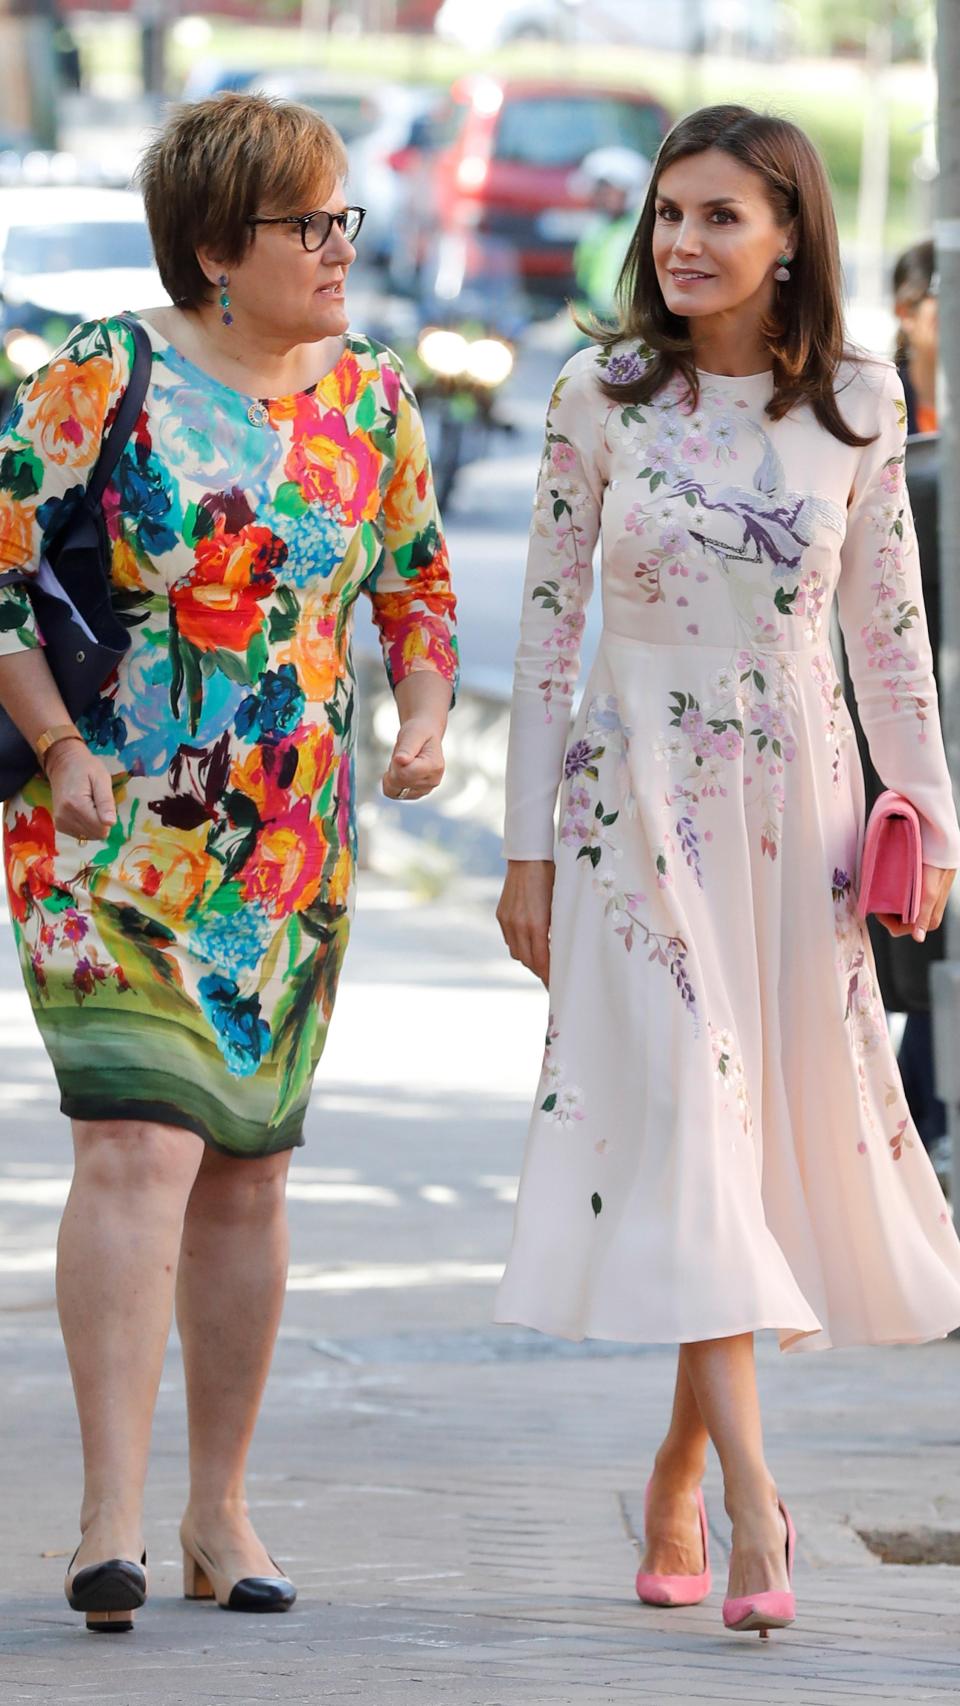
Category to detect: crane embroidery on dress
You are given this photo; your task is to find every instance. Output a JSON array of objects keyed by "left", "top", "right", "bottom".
[{"left": 665, "top": 420, "right": 845, "bottom": 580}]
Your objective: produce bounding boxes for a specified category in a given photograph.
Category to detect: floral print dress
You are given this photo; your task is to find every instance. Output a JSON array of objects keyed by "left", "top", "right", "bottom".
[
  {"left": 0, "top": 316, "right": 457, "bottom": 1156},
  {"left": 495, "top": 342, "right": 960, "bottom": 1352}
]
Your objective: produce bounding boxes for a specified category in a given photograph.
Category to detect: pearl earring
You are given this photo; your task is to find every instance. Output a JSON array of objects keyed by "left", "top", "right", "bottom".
[
  {"left": 774, "top": 254, "right": 792, "bottom": 282},
  {"left": 218, "top": 273, "right": 233, "bottom": 326}
]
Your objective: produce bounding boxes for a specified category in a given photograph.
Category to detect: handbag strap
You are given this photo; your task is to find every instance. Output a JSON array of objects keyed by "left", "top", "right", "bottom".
[{"left": 85, "top": 312, "right": 153, "bottom": 508}]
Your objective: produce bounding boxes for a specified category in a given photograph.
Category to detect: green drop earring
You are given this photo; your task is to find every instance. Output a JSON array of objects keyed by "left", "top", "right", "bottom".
[
  {"left": 218, "top": 274, "right": 233, "bottom": 327},
  {"left": 774, "top": 253, "right": 792, "bottom": 283}
]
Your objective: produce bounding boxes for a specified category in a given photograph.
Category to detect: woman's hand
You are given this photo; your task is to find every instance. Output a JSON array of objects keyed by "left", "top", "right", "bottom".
[
  {"left": 877, "top": 863, "right": 956, "bottom": 943},
  {"left": 497, "top": 859, "right": 555, "bottom": 987},
  {"left": 381, "top": 716, "right": 445, "bottom": 802},
  {"left": 45, "top": 740, "right": 117, "bottom": 842}
]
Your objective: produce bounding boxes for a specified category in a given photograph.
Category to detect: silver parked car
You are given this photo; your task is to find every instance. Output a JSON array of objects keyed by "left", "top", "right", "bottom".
[{"left": 0, "top": 185, "right": 166, "bottom": 401}]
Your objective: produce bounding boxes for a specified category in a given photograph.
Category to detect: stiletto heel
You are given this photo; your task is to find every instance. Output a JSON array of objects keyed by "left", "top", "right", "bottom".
[
  {"left": 722, "top": 1500, "right": 796, "bottom": 1636},
  {"left": 180, "top": 1526, "right": 296, "bottom": 1613},
  {"left": 65, "top": 1549, "right": 147, "bottom": 1634},
  {"left": 635, "top": 1480, "right": 712, "bottom": 1607}
]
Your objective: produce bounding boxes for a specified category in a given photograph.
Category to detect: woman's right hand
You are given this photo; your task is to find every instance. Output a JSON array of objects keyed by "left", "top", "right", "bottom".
[
  {"left": 45, "top": 739, "right": 118, "bottom": 842},
  {"left": 497, "top": 859, "right": 555, "bottom": 987}
]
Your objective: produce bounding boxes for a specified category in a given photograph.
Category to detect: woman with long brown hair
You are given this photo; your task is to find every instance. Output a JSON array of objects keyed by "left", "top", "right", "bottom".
[{"left": 495, "top": 106, "right": 960, "bottom": 1636}]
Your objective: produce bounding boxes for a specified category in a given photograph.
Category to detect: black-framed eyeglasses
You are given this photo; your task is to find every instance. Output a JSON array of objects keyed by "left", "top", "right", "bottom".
[{"left": 247, "top": 206, "right": 366, "bottom": 252}]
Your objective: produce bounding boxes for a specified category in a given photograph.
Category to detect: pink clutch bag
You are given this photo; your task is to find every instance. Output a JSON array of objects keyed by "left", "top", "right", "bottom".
[{"left": 857, "top": 790, "right": 923, "bottom": 925}]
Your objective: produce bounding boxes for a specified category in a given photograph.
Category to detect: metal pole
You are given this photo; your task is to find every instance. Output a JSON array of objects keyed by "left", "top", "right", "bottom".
[
  {"left": 854, "top": 16, "right": 892, "bottom": 313},
  {"left": 134, "top": 0, "right": 172, "bottom": 98},
  {"left": 914, "top": 6, "right": 938, "bottom": 235},
  {"left": 932, "top": 0, "right": 960, "bottom": 1215}
]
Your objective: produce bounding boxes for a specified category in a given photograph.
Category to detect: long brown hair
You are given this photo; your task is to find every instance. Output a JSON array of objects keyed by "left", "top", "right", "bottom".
[{"left": 594, "top": 105, "right": 873, "bottom": 447}]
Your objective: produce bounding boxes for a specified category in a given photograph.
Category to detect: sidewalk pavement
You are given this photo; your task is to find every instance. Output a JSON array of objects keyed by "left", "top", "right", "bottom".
[{"left": 1, "top": 871, "right": 959, "bottom": 1705}]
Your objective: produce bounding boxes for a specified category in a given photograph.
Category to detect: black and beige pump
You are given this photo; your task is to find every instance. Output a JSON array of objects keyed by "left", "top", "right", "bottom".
[
  {"left": 65, "top": 1549, "right": 147, "bottom": 1633},
  {"left": 181, "top": 1530, "right": 296, "bottom": 1613}
]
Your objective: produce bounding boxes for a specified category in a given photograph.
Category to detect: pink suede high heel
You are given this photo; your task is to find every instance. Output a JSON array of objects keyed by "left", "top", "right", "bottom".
[
  {"left": 635, "top": 1481, "right": 712, "bottom": 1607},
  {"left": 722, "top": 1500, "right": 796, "bottom": 1638}
]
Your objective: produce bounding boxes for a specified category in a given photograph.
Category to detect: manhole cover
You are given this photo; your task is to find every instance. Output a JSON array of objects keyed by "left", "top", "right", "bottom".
[{"left": 857, "top": 1528, "right": 960, "bottom": 1565}]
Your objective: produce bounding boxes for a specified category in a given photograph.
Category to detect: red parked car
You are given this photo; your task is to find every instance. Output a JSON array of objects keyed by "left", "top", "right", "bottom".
[{"left": 390, "top": 76, "right": 670, "bottom": 301}]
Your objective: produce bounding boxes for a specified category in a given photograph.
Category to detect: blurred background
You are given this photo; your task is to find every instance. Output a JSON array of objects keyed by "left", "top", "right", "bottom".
[{"left": 0, "top": 0, "right": 941, "bottom": 887}]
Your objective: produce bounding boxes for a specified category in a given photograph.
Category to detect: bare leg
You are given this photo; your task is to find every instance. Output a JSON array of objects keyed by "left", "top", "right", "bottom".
[
  {"left": 57, "top": 1119, "right": 204, "bottom": 1571},
  {"left": 641, "top": 1348, "right": 710, "bottom": 1574},
  {"left": 682, "top": 1333, "right": 789, "bottom": 1597},
  {"left": 176, "top": 1145, "right": 292, "bottom": 1579}
]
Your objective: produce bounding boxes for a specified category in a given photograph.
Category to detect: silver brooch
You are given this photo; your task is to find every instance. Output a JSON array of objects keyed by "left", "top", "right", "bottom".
[{"left": 247, "top": 400, "right": 270, "bottom": 428}]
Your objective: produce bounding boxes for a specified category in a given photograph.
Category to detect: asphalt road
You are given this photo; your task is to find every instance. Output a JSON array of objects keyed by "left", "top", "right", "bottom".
[{"left": 349, "top": 282, "right": 604, "bottom": 701}]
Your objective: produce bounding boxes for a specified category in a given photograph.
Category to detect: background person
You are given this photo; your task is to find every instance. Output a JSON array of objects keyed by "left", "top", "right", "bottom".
[
  {"left": 846, "top": 239, "right": 947, "bottom": 1161},
  {"left": 0, "top": 92, "right": 457, "bottom": 1631},
  {"left": 573, "top": 146, "right": 651, "bottom": 327},
  {"left": 496, "top": 106, "right": 960, "bottom": 1640},
  {"left": 893, "top": 238, "right": 937, "bottom": 435}
]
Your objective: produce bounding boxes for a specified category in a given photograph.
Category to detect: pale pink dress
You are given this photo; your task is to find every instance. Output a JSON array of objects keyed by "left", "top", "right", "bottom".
[{"left": 495, "top": 342, "right": 960, "bottom": 1353}]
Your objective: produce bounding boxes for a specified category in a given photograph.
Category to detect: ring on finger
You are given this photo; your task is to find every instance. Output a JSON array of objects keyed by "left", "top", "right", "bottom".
[{"left": 397, "top": 786, "right": 413, "bottom": 801}]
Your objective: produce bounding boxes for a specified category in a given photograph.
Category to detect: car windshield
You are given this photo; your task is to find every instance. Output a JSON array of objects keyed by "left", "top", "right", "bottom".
[
  {"left": 493, "top": 97, "right": 663, "bottom": 168},
  {"left": 4, "top": 221, "right": 154, "bottom": 274}
]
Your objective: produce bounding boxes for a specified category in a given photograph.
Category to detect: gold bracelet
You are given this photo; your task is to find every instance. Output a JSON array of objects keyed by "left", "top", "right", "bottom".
[{"left": 35, "top": 723, "right": 84, "bottom": 771}]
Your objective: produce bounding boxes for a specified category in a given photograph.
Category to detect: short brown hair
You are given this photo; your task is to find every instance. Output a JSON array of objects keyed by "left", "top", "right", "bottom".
[
  {"left": 592, "top": 104, "right": 874, "bottom": 449},
  {"left": 136, "top": 92, "right": 348, "bottom": 309}
]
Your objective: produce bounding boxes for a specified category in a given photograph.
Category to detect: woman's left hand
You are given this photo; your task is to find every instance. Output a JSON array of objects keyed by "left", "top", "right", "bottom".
[
  {"left": 382, "top": 716, "right": 445, "bottom": 802},
  {"left": 877, "top": 863, "right": 956, "bottom": 943}
]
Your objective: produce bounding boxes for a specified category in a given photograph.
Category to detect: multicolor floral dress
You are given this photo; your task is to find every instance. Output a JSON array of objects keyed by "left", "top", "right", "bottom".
[
  {"left": 0, "top": 316, "right": 458, "bottom": 1156},
  {"left": 495, "top": 342, "right": 960, "bottom": 1352}
]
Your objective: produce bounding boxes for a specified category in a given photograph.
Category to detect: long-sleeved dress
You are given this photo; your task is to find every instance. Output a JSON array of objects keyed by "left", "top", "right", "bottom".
[
  {"left": 494, "top": 341, "right": 960, "bottom": 1352},
  {"left": 0, "top": 315, "right": 458, "bottom": 1157}
]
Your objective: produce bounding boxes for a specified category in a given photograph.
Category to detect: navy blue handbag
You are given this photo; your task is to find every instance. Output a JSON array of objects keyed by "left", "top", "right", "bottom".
[{"left": 0, "top": 314, "right": 152, "bottom": 800}]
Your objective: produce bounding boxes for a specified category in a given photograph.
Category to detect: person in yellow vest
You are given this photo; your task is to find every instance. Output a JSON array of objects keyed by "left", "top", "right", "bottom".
[{"left": 573, "top": 146, "right": 651, "bottom": 327}]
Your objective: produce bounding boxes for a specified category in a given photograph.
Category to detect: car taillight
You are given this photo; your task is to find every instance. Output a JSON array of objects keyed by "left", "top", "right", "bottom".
[{"left": 456, "top": 155, "right": 489, "bottom": 194}]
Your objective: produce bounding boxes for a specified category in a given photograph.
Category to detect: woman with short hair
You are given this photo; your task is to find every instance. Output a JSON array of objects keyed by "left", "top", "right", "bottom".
[
  {"left": 496, "top": 105, "right": 960, "bottom": 1637},
  {"left": 0, "top": 92, "right": 457, "bottom": 1629}
]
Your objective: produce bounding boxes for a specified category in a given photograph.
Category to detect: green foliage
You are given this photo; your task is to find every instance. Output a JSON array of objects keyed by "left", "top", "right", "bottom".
[{"left": 791, "top": 0, "right": 931, "bottom": 58}]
